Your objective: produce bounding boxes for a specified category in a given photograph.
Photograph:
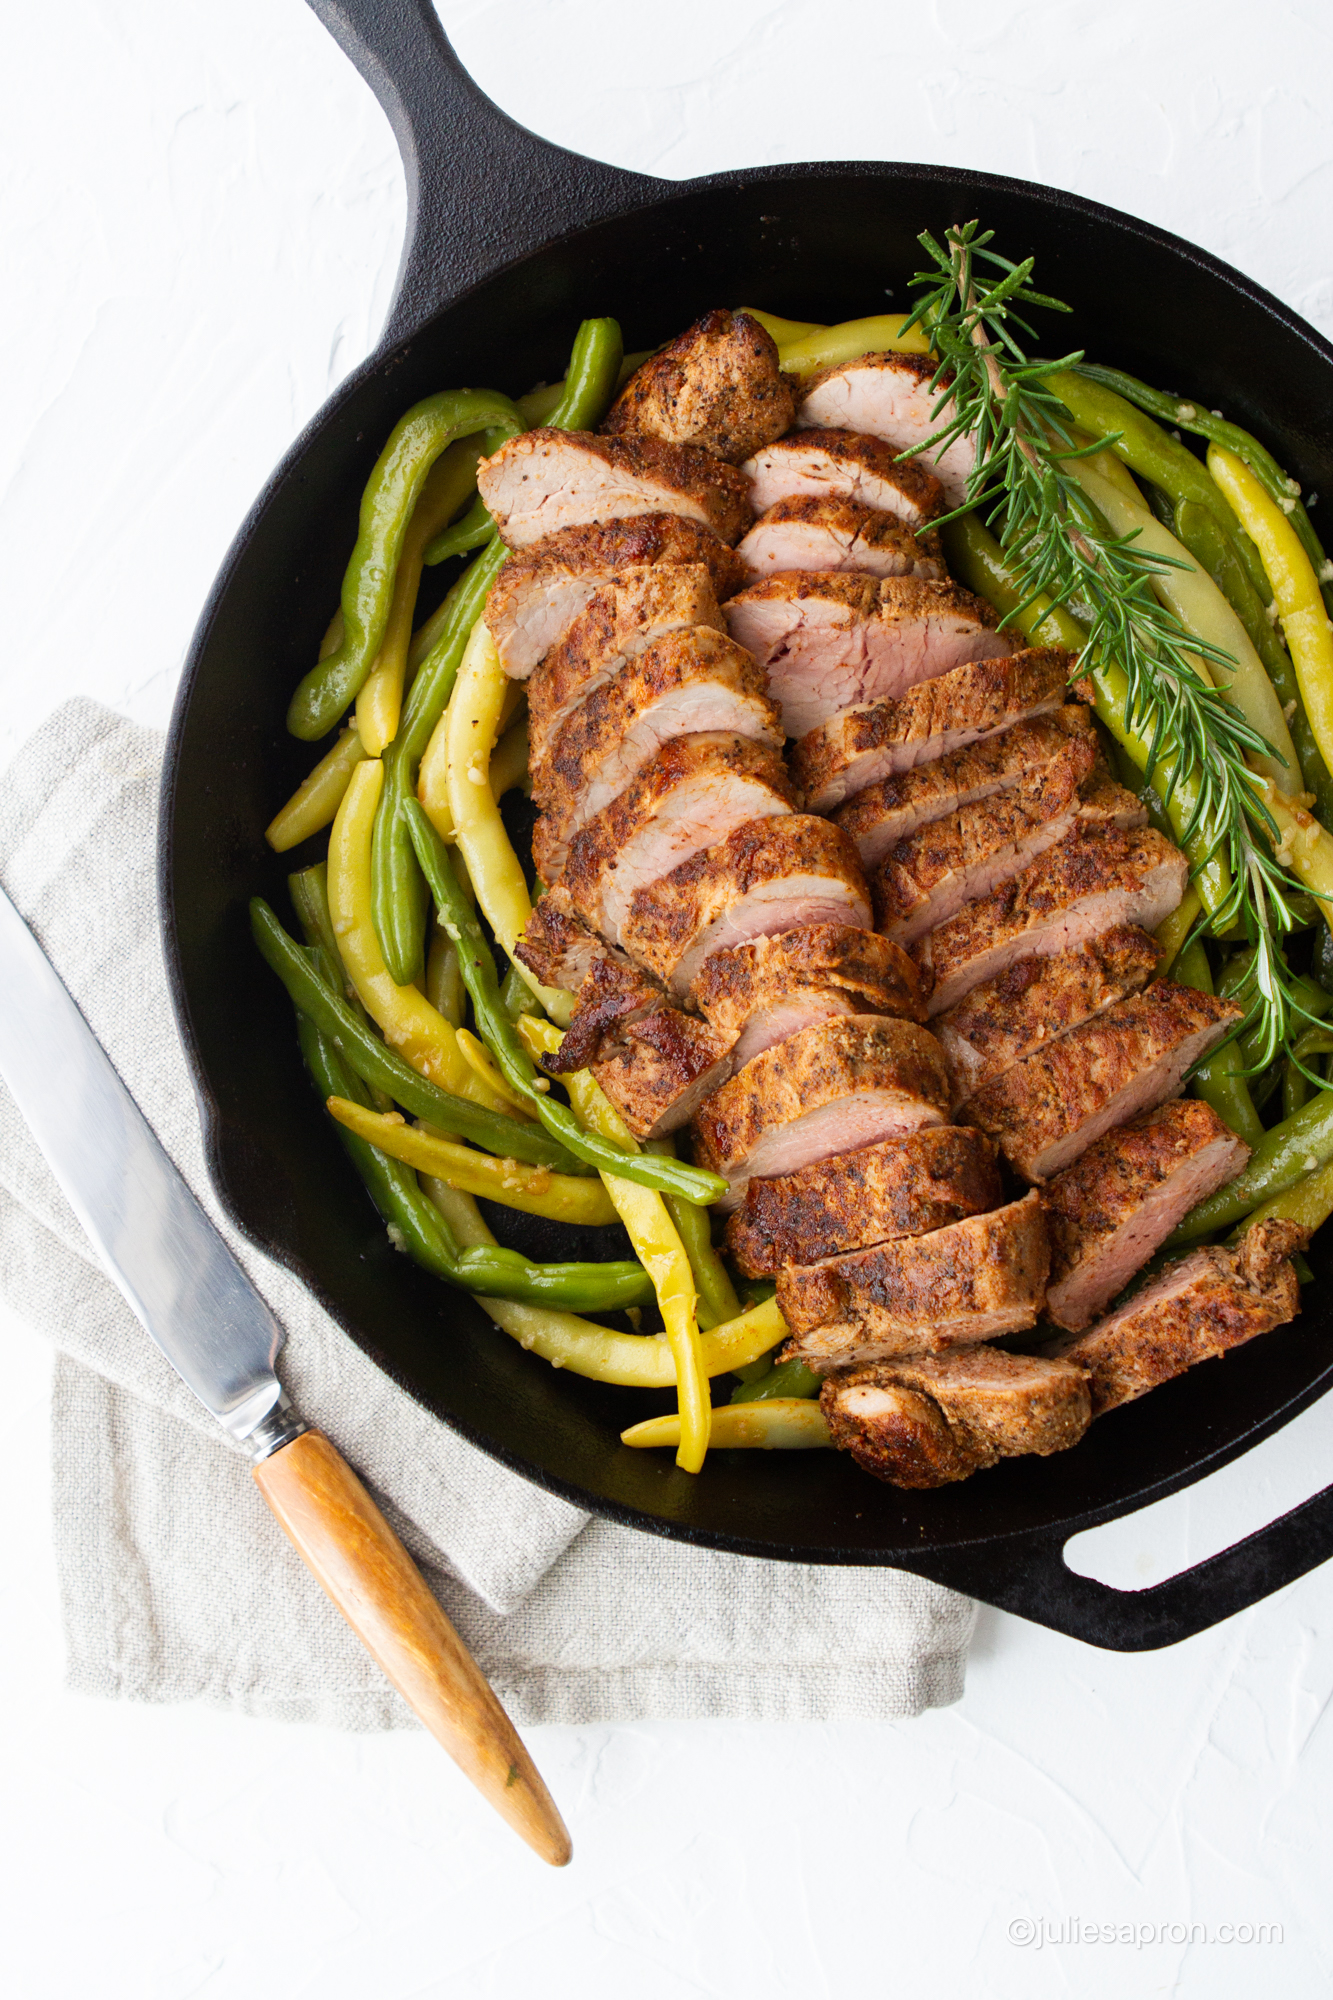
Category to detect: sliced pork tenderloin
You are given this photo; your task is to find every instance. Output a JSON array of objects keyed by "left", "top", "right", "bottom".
[
  {"left": 778, "top": 1192, "right": 1051, "bottom": 1369},
  {"left": 1044, "top": 1219, "right": 1305, "bottom": 1416},
  {"left": 476, "top": 429, "right": 752, "bottom": 550},
  {"left": 484, "top": 515, "right": 746, "bottom": 678},
  {"left": 1042, "top": 1102, "right": 1251, "bottom": 1332},
  {"left": 621, "top": 815, "right": 872, "bottom": 996},
  {"left": 590, "top": 1009, "right": 738, "bottom": 1140},
  {"left": 725, "top": 1125, "right": 1002, "bottom": 1276},
  {"left": 961, "top": 981, "right": 1243, "bottom": 1182},
  {"left": 741, "top": 427, "right": 943, "bottom": 530},
  {"left": 515, "top": 886, "right": 623, "bottom": 995},
  {"left": 526, "top": 564, "right": 724, "bottom": 739},
  {"left": 545, "top": 954, "right": 670, "bottom": 1072},
  {"left": 821, "top": 1347, "right": 1090, "bottom": 1489},
  {"left": 800, "top": 647, "right": 1074, "bottom": 811},
  {"left": 915, "top": 824, "right": 1188, "bottom": 1016},
  {"left": 936, "top": 926, "right": 1162, "bottom": 1110},
  {"left": 725, "top": 573, "right": 1012, "bottom": 739},
  {"left": 691, "top": 1015, "right": 951, "bottom": 1211},
  {"left": 736, "top": 494, "right": 945, "bottom": 581},
  {"left": 600, "top": 309, "right": 794, "bottom": 462},
  {"left": 691, "top": 924, "right": 925, "bottom": 1068},
  {"left": 796, "top": 351, "right": 977, "bottom": 508}
]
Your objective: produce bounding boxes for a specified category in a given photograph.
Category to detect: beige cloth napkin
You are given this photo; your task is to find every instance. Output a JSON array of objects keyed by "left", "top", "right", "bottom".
[{"left": 0, "top": 700, "right": 974, "bottom": 1727}]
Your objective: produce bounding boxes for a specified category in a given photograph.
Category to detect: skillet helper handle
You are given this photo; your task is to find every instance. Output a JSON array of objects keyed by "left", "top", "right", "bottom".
[{"left": 253, "top": 1428, "right": 571, "bottom": 1865}]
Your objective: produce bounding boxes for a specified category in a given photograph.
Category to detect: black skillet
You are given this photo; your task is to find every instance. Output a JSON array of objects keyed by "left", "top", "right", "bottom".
[{"left": 161, "top": 0, "right": 1333, "bottom": 1651}]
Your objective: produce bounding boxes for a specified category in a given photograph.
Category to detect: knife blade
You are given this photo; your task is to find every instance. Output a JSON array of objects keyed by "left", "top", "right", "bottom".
[{"left": 0, "top": 880, "right": 571, "bottom": 1865}]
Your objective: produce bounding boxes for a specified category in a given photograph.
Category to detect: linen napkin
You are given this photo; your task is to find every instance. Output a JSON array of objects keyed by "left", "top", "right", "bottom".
[{"left": 0, "top": 700, "right": 974, "bottom": 1728}]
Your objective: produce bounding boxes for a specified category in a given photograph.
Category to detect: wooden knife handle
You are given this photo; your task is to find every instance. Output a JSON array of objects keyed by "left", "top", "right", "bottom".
[{"left": 253, "top": 1429, "right": 570, "bottom": 1866}]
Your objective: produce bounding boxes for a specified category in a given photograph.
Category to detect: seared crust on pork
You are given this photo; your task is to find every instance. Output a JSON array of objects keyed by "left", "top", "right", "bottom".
[
  {"left": 601, "top": 310, "right": 794, "bottom": 463},
  {"left": 741, "top": 426, "right": 944, "bottom": 530},
  {"left": 1044, "top": 1219, "right": 1305, "bottom": 1415},
  {"left": 820, "top": 1347, "right": 1091, "bottom": 1488},
  {"left": 527, "top": 565, "right": 724, "bottom": 748},
  {"left": 961, "top": 981, "right": 1243, "bottom": 1181},
  {"left": 725, "top": 1125, "right": 1002, "bottom": 1275},
  {"left": 736, "top": 494, "right": 945, "bottom": 581},
  {"left": 547, "top": 955, "right": 669, "bottom": 1073},
  {"left": 515, "top": 886, "right": 619, "bottom": 995},
  {"left": 936, "top": 926, "right": 1163, "bottom": 1109},
  {"left": 796, "top": 351, "right": 978, "bottom": 508},
  {"left": 692, "top": 923, "right": 925, "bottom": 1043},
  {"left": 803, "top": 648, "right": 1074, "bottom": 812},
  {"left": 590, "top": 1008, "right": 737, "bottom": 1139},
  {"left": 1042, "top": 1102, "right": 1251, "bottom": 1332},
  {"left": 622, "top": 815, "right": 873, "bottom": 995},
  {"left": 477, "top": 428, "right": 753, "bottom": 550},
  {"left": 779, "top": 1192, "right": 1051, "bottom": 1368}
]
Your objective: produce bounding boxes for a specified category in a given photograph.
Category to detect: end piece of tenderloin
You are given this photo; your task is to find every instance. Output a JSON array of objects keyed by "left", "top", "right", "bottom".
[
  {"left": 725, "top": 1124, "right": 1001, "bottom": 1276},
  {"left": 476, "top": 429, "right": 752, "bottom": 553},
  {"left": 936, "top": 925, "right": 1163, "bottom": 1111},
  {"left": 801, "top": 647, "right": 1074, "bottom": 813},
  {"left": 742, "top": 427, "right": 943, "bottom": 530},
  {"left": 526, "top": 564, "right": 724, "bottom": 739},
  {"left": 834, "top": 706, "right": 1098, "bottom": 865},
  {"left": 915, "top": 824, "right": 1189, "bottom": 1017},
  {"left": 691, "top": 923, "right": 924, "bottom": 1069},
  {"left": 600, "top": 309, "right": 794, "bottom": 463},
  {"left": 515, "top": 885, "right": 619, "bottom": 994},
  {"left": 725, "top": 573, "right": 1013, "bottom": 741},
  {"left": 621, "top": 815, "right": 872, "bottom": 997},
  {"left": 871, "top": 763, "right": 1143, "bottom": 949},
  {"left": 591, "top": 1009, "right": 738, "bottom": 1140},
  {"left": 484, "top": 516, "right": 747, "bottom": 679},
  {"left": 538, "top": 733, "right": 795, "bottom": 940},
  {"left": 796, "top": 351, "right": 977, "bottom": 508},
  {"left": 961, "top": 981, "right": 1243, "bottom": 1182},
  {"left": 821, "top": 1347, "right": 1091, "bottom": 1489},
  {"left": 1044, "top": 1219, "right": 1306, "bottom": 1416},
  {"left": 736, "top": 495, "right": 945, "bottom": 582},
  {"left": 1042, "top": 1101, "right": 1251, "bottom": 1332},
  {"left": 779, "top": 1191, "right": 1051, "bottom": 1370},
  {"left": 545, "top": 952, "right": 669, "bottom": 1073},
  {"left": 530, "top": 630, "right": 783, "bottom": 879},
  {"left": 691, "top": 1014, "right": 951, "bottom": 1211}
]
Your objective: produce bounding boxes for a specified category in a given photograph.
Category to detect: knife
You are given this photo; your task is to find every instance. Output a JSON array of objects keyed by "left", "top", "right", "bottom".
[{"left": 0, "top": 881, "right": 570, "bottom": 1866}]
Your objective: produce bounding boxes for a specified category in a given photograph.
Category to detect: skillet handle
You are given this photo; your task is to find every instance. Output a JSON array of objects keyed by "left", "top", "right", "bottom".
[
  {"left": 910, "top": 1479, "right": 1333, "bottom": 1651},
  {"left": 306, "top": 0, "right": 667, "bottom": 348}
]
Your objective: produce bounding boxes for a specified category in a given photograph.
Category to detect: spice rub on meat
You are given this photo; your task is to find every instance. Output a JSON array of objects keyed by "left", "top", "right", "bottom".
[
  {"left": 742, "top": 427, "right": 943, "bottom": 531},
  {"left": 591, "top": 1009, "right": 738, "bottom": 1139},
  {"left": 779, "top": 1192, "right": 1051, "bottom": 1369},
  {"left": 725, "top": 1125, "right": 1001, "bottom": 1276},
  {"left": 601, "top": 310, "right": 794, "bottom": 463},
  {"left": 691, "top": 923, "right": 925, "bottom": 1068},
  {"left": 477, "top": 428, "right": 752, "bottom": 551},
  {"left": 736, "top": 494, "right": 945, "bottom": 582},
  {"left": 1045, "top": 1219, "right": 1306, "bottom": 1416},
  {"left": 526, "top": 564, "right": 725, "bottom": 742},
  {"left": 821, "top": 1347, "right": 1091, "bottom": 1488},
  {"left": 796, "top": 350, "right": 979, "bottom": 507}
]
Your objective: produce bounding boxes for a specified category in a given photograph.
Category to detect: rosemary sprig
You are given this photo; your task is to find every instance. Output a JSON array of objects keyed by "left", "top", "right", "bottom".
[{"left": 902, "top": 219, "right": 1320, "bottom": 1079}]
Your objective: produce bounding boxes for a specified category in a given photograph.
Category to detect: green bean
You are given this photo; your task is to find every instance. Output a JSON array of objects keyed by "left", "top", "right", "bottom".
[
  {"left": 1283, "top": 1027, "right": 1333, "bottom": 1122},
  {"left": 250, "top": 896, "right": 587, "bottom": 1172},
  {"left": 1217, "top": 950, "right": 1332, "bottom": 1069},
  {"left": 545, "top": 318, "right": 624, "bottom": 432},
  {"left": 422, "top": 495, "right": 494, "bottom": 568},
  {"left": 500, "top": 961, "right": 541, "bottom": 1021},
  {"left": 1228, "top": 1154, "right": 1333, "bottom": 1242},
  {"left": 1315, "top": 925, "right": 1333, "bottom": 995},
  {"left": 287, "top": 862, "right": 344, "bottom": 988},
  {"left": 286, "top": 390, "right": 523, "bottom": 741},
  {"left": 1165, "top": 1089, "right": 1333, "bottom": 1244},
  {"left": 731, "top": 1357, "right": 820, "bottom": 1404},
  {"left": 425, "top": 927, "right": 465, "bottom": 1027},
  {"left": 401, "top": 800, "right": 730, "bottom": 1206},
  {"left": 1172, "top": 939, "right": 1265, "bottom": 1146},
  {"left": 450, "top": 1245, "right": 652, "bottom": 1309},
  {"left": 644, "top": 1137, "right": 742, "bottom": 1330}
]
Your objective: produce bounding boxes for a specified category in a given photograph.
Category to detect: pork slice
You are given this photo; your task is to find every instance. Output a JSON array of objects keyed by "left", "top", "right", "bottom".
[
  {"left": 736, "top": 494, "right": 946, "bottom": 582},
  {"left": 1042, "top": 1102, "right": 1251, "bottom": 1332},
  {"left": 725, "top": 573, "right": 1012, "bottom": 740},
  {"left": 821, "top": 1346, "right": 1090, "bottom": 1488},
  {"left": 937, "top": 926, "right": 1163, "bottom": 1110},
  {"left": 526, "top": 565, "right": 723, "bottom": 739},
  {"left": 691, "top": 923, "right": 925, "bottom": 1069},
  {"left": 544, "top": 734, "right": 795, "bottom": 940},
  {"left": 590, "top": 1009, "right": 738, "bottom": 1140},
  {"left": 546, "top": 954, "right": 670, "bottom": 1072},
  {"left": 691, "top": 1015, "right": 951, "bottom": 1211},
  {"left": 797, "top": 351, "right": 978, "bottom": 508},
  {"left": 621, "top": 815, "right": 872, "bottom": 996},
  {"left": 484, "top": 516, "right": 747, "bottom": 678},
  {"left": 725, "top": 1125, "right": 1002, "bottom": 1276},
  {"left": 1044, "top": 1219, "right": 1305, "bottom": 1416},
  {"left": 601, "top": 309, "right": 793, "bottom": 463},
  {"left": 742, "top": 427, "right": 943, "bottom": 530},
  {"left": 961, "top": 981, "right": 1243, "bottom": 1182},
  {"left": 834, "top": 707, "right": 1098, "bottom": 864},
  {"left": 476, "top": 428, "right": 752, "bottom": 551},
  {"left": 515, "top": 886, "right": 623, "bottom": 995},
  {"left": 800, "top": 648, "right": 1074, "bottom": 812},
  {"left": 530, "top": 630, "right": 782, "bottom": 878},
  {"left": 779, "top": 1193, "right": 1051, "bottom": 1369},
  {"left": 916, "top": 824, "right": 1189, "bottom": 1016}
]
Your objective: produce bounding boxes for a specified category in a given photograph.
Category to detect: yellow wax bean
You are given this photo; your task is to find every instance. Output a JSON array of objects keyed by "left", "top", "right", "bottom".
[
  {"left": 736, "top": 308, "right": 827, "bottom": 345},
  {"left": 1250, "top": 776, "right": 1333, "bottom": 940},
  {"left": 265, "top": 726, "right": 367, "bottom": 853},
  {"left": 777, "top": 313, "right": 932, "bottom": 376},
  {"left": 455, "top": 1026, "right": 534, "bottom": 1117},
  {"left": 326, "top": 1099, "right": 616, "bottom": 1224},
  {"left": 622, "top": 1401, "right": 830, "bottom": 1451}
]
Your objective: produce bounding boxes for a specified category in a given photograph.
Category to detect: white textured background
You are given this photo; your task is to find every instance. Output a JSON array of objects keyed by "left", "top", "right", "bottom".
[{"left": 4, "top": 0, "right": 1333, "bottom": 1991}]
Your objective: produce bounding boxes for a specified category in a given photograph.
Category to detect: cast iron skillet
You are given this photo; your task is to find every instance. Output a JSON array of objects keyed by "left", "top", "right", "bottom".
[{"left": 161, "top": 0, "right": 1333, "bottom": 1650}]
